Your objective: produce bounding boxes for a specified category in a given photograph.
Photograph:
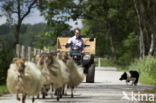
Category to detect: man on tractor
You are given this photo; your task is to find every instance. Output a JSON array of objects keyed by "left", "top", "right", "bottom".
[
  {"left": 64, "top": 28, "right": 95, "bottom": 83},
  {"left": 65, "top": 28, "right": 85, "bottom": 53}
]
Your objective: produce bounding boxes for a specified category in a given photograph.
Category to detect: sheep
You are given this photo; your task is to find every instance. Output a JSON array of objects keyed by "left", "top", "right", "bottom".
[
  {"left": 32, "top": 54, "right": 53, "bottom": 99},
  {"left": 7, "top": 58, "right": 43, "bottom": 103},
  {"left": 57, "top": 52, "right": 85, "bottom": 98},
  {"left": 36, "top": 52, "right": 69, "bottom": 101}
]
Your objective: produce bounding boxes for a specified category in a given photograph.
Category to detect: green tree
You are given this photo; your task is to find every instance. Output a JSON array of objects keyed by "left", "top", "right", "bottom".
[
  {"left": 133, "top": 0, "right": 156, "bottom": 57},
  {"left": 38, "top": 0, "right": 140, "bottom": 64},
  {"left": 80, "top": 0, "right": 139, "bottom": 62},
  {"left": 0, "top": 0, "right": 38, "bottom": 46}
]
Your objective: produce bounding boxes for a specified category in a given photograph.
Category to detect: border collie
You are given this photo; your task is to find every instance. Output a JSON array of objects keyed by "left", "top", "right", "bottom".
[{"left": 119, "top": 70, "right": 139, "bottom": 86}]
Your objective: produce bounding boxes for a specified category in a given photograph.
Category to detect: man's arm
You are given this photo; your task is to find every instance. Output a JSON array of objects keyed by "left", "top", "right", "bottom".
[
  {"left": 65, "top": 38, "right": 72, "bottom": 48},
  {"left": 80, "top": 39, "right": 85, "bottom": 51}
]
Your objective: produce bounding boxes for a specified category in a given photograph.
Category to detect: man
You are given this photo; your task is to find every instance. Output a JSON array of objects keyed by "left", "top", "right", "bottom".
[{"left": 65, "top": 28, "right": 85, "bottom": 52}]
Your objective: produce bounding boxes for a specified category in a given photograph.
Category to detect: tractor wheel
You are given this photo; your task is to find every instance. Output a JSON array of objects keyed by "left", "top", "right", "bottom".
[{"left": 86, "top": 64, "right": 95, "bottom": 83}]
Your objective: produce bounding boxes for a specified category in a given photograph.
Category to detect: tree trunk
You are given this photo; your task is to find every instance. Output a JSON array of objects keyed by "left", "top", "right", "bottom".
[
  {"left": 133, "top": 0, "right": 145, "bottom": 57},
  {"left": 108, "top": 22, "right": 116, "bottom": 60},
  {"left": 148, "top": 33, "right": 155, "bottom": 55},
  {"left": 152, "top": 32, "right": 156, "bottom": 56},
  {"left": 150, "top": 1, "right": 156, "bottom": 56},
  {"left": 109, "top": 33, "right": 116, "bottom": 60},
  {"left": 14, "top": 23, "right": 21, "bottom": 47},
  {"left": 139, "top": 29, "right": 145, "bottom": 57}
]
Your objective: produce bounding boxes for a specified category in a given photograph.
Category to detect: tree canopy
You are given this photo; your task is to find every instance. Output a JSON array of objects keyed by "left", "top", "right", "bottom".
[{"left": 0, "top": 0, "right": 156, "bottom": 65}]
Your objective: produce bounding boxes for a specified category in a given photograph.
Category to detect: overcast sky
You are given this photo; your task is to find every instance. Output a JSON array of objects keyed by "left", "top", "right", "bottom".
[{"left": 0, "top": 9, "right": 83, "bottom": 29}]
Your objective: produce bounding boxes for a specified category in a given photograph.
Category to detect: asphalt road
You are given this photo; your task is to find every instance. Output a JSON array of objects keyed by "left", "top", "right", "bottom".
[{"left": 0, "top": 67, "right": 155, "bottom": 103}]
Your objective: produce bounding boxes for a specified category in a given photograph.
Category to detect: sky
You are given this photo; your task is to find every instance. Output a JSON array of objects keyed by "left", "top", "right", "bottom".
[
  {"left": 0, "top": 9, "right": 83, "bottom": 29},
  {"left": 0, "top": 16, "right": 7, "bottom": 25}
]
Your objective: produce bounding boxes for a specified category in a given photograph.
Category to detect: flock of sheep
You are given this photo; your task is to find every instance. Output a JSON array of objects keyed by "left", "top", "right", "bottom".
[{"left": 6, "top": 51, "right": 85, "bottom": 103}]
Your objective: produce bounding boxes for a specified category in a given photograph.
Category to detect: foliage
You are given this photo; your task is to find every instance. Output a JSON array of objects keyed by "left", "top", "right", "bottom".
[
  {"left": 34, "top": 31, "right": 54, "bottom": 49},
  {"left": 0, "top": 0, "right": 156, "bottom": 86},
  {"left": 0, "top": 44, "right": 14, "bottom": 84},
  {"left": 78, "top": 0, "right": 139, "bottom": 64},
  {"left": 0, "top": 0, "right": 38, "bottom": 45},
  {"left": 38, "top": 0, "right": 74, "bottom": 45},
  {"left": 117, "top": 32, "right": 139, "bottom": 65}
]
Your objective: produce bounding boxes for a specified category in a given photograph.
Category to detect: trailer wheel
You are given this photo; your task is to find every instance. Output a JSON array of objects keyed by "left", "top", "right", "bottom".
[{"left": 86, "top": 64, "right": 95, "bottom": 83}]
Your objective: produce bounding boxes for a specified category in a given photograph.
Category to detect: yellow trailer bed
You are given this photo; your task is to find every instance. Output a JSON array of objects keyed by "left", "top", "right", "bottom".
[{"left": 57, "top": 37, "right": 96, "bottom": 54}]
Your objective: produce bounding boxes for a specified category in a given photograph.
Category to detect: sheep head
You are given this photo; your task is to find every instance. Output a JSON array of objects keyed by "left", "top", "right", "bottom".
[
  {"left": 57, "top": 52, "right": 69, "bottom": 63},
  {"left": 39, "top": 53, "right": 54, "bottom": 67},
  {"left": 36, "top": 53, "right": 46, "bottom": 69},
  {"left": 45, "top": 53, "right": 54, "bottom": 66},
  {"left": 32, "top": 55, "right": 40, "bottom": 64},
  {"left": 13, "top": 58, "right": 25, "bottom": 74}
]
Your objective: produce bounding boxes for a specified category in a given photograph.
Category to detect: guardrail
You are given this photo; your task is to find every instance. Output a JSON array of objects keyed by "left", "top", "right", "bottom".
[{"left": 16, "top": 44, "right": 51, "bottom": 61}]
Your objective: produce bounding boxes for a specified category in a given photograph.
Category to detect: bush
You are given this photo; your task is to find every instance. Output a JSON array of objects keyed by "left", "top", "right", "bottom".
[
  {"left": 0, "top": 47, "right": 14, "bottom": 85},
  {"left": 128, "top": 56, "right": 156, "bottom": 85}
]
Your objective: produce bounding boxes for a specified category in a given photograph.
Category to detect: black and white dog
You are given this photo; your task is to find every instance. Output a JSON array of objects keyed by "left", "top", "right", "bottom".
[{"left": 119, "top": 70, "right": 139, "bottom": 86}]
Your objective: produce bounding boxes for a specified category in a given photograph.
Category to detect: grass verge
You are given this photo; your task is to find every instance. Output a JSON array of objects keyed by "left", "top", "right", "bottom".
[
  {"left": 139, "top": 73, "right": 156, "bottom": 85},
  {"left": 0, "top": 84, "right": 8, "bottom": 96}
]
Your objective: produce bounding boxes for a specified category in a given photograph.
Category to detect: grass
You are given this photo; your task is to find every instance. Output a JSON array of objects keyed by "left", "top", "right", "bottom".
[
  {"left": 0, "top": 84, "right": 8, "bottom": 96},
  {"left": 96, "top": 57, "right": 156, "bottom": 86},
  {"left": 95, "top": 58, "right": 128, "bottom": 72},
  {"left": 95, "top": 57, "right": 156, "bottom": 85},
  {"left": 127, "top": 56, "right": 156, "bottom": 85},
  {"left": 95, "top": 58, "right": 120, "bottom": 67},
  {"left": 139, "top": 73, "right": 156, "bottom": 85}
]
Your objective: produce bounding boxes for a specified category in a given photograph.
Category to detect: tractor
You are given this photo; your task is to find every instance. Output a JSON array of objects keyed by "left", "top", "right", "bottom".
[{"left": 57, "top": 37, "right": 96, "bottom": 83}]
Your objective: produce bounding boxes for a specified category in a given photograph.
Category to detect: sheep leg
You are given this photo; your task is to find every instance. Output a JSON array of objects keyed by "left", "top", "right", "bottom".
[
  {"left": 22, "top": 93, "right": 27, "bottom": 103},
  {"left": 60, "top": 88, "right": 63, "bottom": 98},
  {"left": 42, "top": 91, "right": 46, "bottom": 99},
  {"left": 16, "top": 94, "right": 20, "bottom": 101},
  {"left": 41, "top": 87, "right": 46, "bottom": 99},
  {"left": 57, "top": 96, "right": 60, "bottom": 101},
  {"left": 61, "top": 86, "right": 65, "bottom": 95},
  {"left": 71, "top": 87, "right": 74, "bottom": 98},
  {"left": 51, "top": 83, "right": 54, "bottom": 92},
  {"left": 64, "top": 85, "right": 68, "bottom": 96},
  {"left": 32, "top": 96, "right": 35, "bottom": 103},
  {"left": 37, "top": 94, "right": 40, "bottom": 99},
  {"left": 50, "top": 84, "right": 54, "bottom": 98},
  {"left": 56, "top": 89, "right": 60, "bottom": 101}
]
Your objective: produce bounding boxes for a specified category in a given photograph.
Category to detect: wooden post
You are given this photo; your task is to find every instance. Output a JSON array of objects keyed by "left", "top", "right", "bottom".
[
  {"left": 21, "top": 45, "right": 25, "bottom": 59},
  {"left": 28, "top": 46, "right": 31, "bottom": 61},
  {"left": 41, "top": 50, "right": 44, "bottom": 53},
  {"left": 16, "top": 44, "right": 20, "bottom": 57},
  {"left": 98, "top": 57, "right": 101, "bottom": 67},
  {"left": 33, "top": 48, "right": 37, "bottom": 56},
  {"left": 37, "top": 49, "right": 41, "bottom": 55},
  {"left": 47, "top": 49, "right": 50, "bottom": 53}
]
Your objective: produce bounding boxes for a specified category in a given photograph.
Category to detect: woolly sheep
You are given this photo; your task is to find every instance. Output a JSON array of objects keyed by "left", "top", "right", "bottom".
[
  {"left": 57, "top": 52, "right": 85, "bottom": 98},
  {"left": 7, "top": 58, "right": 43, "bottom": 103},
  {"left": 37, "top": 52, "right": 69, "bottom": 101},
  {"left": 32, "top": 54, "right": 53, "bottom": 99}
]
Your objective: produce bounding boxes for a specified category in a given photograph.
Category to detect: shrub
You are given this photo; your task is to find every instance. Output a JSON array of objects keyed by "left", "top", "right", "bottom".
[{"left": 0, "top": 47, "right": 14, "bottom": 84}]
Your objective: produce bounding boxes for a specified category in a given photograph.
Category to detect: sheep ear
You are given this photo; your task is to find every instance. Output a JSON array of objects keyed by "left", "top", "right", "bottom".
[
  {"left": 13, "top": 58, "right": 18, "bottom": 63},
  {"left": 22, "top": 58, "right": 26, "bottom": 62},
  {"left": 31, "top": 56, "right": 35, "bottom": 62}
]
